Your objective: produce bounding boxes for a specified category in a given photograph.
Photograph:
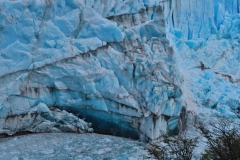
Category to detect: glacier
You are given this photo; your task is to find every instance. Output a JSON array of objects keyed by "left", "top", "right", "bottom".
[
  {"left": 0, "top": 0, "right": 239, "bottom": 142},
  {"left": 0, "top": 133, "right": 148, "bottom": 160},
  {"left": 165, "top": 0, "right": 240, "bottom": 118}
]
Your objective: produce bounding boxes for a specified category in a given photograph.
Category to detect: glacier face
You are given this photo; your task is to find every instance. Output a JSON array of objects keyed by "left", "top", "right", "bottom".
[
  {"left": 0, "top": 0, "right": 239, "bottom": 141},
  {"left": 164, "top": 0, "right": 240, "bottom": 117},
  {"left": 163, "top": 0, "right": 240, "bottom": 39},
  {"left": 0, "top": 0, "right": 182, "bottom": 141}
]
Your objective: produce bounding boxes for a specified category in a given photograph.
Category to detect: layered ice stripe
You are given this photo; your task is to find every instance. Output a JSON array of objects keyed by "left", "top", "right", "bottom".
[{"left": 0, "top": 0, "right": 183, "bottom": 141}]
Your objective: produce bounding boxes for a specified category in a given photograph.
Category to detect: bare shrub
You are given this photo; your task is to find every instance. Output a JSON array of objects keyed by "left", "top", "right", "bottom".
[
  {"left": 196, "top": 115, "right": 240, "bottom": 160},
  {"left": 146, "top": 132, "right": 198, "bottom": 160}
]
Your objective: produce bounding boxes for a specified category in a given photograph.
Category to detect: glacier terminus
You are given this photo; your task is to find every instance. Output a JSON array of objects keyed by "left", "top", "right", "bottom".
[{"left": 0, "top": 0, "right": 239, "bottom": 142}]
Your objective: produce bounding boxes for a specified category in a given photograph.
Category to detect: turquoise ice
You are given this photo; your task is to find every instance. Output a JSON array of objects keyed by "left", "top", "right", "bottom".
[{"left": 0, "top": 0, "right": 239, "bottom": 141}]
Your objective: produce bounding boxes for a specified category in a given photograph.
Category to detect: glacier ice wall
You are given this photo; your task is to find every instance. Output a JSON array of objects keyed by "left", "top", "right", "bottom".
[
  {"left": 0, "top": 0, "right": 239, "bottom": 141},
  {"left": 0, "top": 0, "right": 183, "bottom": 141},
  {"left": 162, "top": 0, "right": 240, "bottom": 39},
  {"left": 163, "top": 0, "right": 240, "bottom": 117}
]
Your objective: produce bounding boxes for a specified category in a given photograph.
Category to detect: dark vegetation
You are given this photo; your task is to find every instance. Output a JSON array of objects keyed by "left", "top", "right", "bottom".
[
  {"left": 196, "top": 114, "right": 240, "bottom": 160},
  {"left": 146, "top": 113, "right": 240, "bottom": 160},
  {"left": 146, "top": 132, "right": 198, "bottom": 160}
]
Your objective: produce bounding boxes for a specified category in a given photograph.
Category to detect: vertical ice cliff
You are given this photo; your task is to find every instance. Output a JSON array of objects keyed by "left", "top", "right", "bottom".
[
  {"left": 0, "top": 0, "right": 183, "bottom": 141},
  {"left": 163, "top": 0, "right": 240, "bottom": 39},
  {"left": 162, "top": 0, "right": 240, "bottom": 118}
]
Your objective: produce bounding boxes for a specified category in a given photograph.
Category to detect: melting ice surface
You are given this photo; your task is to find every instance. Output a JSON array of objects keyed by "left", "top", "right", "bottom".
[
  {"left": 0, "top": 0, "right": 239, "bottom": 145},
  {"left": 0, "top": 133, "right": 148, "bottom": 160}
]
